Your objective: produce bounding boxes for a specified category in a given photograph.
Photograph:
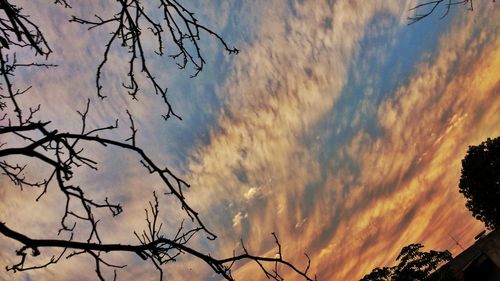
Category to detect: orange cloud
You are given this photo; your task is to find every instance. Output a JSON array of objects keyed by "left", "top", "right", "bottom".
[
  {"left": 1, "top": 1, "right": 498, "bottom": 281},
  {"left": 305, "top": 7, "right": 499, "bottom": 281},
  {"left": 185, "top": 2, "right": 499, "bottom": 281}
]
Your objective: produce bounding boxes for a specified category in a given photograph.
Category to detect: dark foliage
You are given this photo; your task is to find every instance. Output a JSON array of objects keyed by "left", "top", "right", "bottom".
[
  {"left": 360, "top": 244, "right": 452, "bottom": 281},
  {"left": 459, "top": 137, "right": 500, "bottom": 230}
]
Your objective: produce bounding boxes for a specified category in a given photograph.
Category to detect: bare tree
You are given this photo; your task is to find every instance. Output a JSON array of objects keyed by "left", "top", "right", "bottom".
[
  {"left": 408, "top": 0, "right": 496, "bottom": 24},
  {"left": 0, "top": 1, "right": 314, "bottom": 280}
]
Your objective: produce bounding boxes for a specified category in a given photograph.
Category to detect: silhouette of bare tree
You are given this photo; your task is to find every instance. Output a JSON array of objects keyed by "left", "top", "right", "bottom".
[
  {"left": 0, "top": 1, "right": 314, "bottom": 280},
  {"left": 408, "top": 0, "right": 496, "bottom": 24}
]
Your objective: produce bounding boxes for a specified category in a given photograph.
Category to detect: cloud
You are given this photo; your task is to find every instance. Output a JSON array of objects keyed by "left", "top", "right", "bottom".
[
  {"left": 182, "top": 0, "right": 418, "bottom": 279},
  {"left": 184, "top": 1, "right": 499, "bottom": 281},
  {"left": 0, "top": 1, "right": 236, "bottom": 280},
  {"left": 244, "top": 187, "right": 259, "bottom": 201},
  {"left": 232, "top": 211, "right": 248, "bottom": 228},
  {"left": 309, "top": 6, "right": 499, "bottom": 280},
  {"left": 187, "top": 0, "right": 408, "bottom": 213},
  {"left": 1, "top": 1, "right": 498, "bottom": 281}
]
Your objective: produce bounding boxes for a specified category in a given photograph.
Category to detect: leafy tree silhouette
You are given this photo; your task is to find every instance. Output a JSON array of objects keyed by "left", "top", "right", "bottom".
[
  {"left": 459, "top": 137, "right": 500, "bottom": 230},
  {"left": 0, "top": 1, "right": 314, "bottom": 280},
  {"left": 360, "top": 244, "right": 452, "bottom": 281}
]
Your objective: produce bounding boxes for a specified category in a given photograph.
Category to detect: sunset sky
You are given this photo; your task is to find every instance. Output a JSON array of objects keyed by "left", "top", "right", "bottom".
[{"left": 0, "top": 1, "right": 499, "bottom": 280}]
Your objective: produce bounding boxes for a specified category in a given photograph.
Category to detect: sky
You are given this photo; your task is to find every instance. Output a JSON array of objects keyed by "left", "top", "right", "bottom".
[{"left": 0, "top": 0, "right": 499, "bottom": 280}]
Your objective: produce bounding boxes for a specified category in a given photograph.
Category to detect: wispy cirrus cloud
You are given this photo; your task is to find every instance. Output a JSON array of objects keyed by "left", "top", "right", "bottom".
[
  {"left": 184, "top": 1, "right": 499, "bottom": 281},
  {"left": 1, "top": 1, "right": 498, "bottom": 281},
  {"left": 184, "top": 0, "right": 414, "bottom": 279},
  {"left": 320, "top": 13, "right": 499, "bottom": 279}
]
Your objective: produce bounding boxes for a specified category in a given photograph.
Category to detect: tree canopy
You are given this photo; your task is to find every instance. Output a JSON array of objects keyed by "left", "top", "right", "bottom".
[
  {"left": 459, "top": 136, "right": 500, "bottom": 230},
  {"left": 360, "top": 243, "right": 452, "bottom": 281}
]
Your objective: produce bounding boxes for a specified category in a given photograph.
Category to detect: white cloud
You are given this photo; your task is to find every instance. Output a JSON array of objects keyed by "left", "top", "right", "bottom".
[{"left": 232, "top": 211, "right": 248, "bottom": 227}]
